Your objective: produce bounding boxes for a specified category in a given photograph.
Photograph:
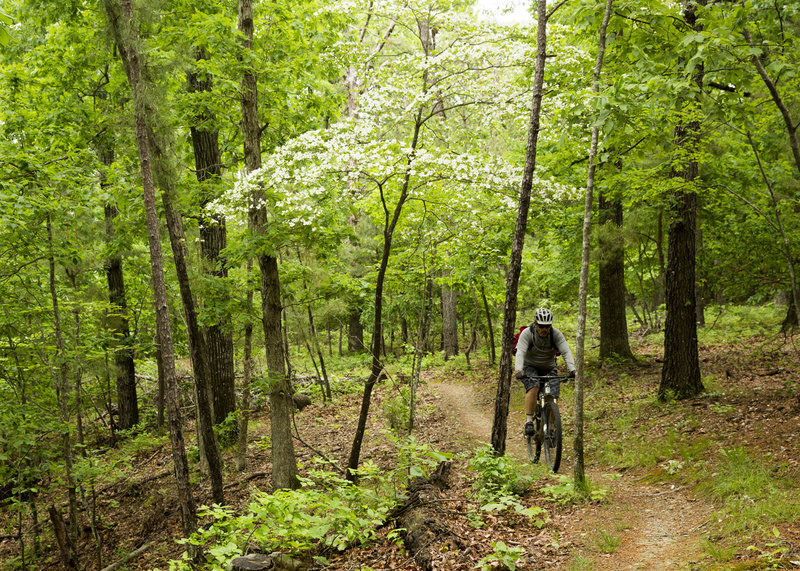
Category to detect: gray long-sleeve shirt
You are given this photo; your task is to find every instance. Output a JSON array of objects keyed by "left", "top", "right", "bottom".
[{"left": 514, "top": 325, "right": 576, "bottom": 373}]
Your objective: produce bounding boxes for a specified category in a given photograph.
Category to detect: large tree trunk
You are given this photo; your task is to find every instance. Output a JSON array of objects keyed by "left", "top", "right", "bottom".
[
  {"left": 659, "top": 0, "right": 704, "bottom": 401},
  {"left": 348, "top": 309, "right": 364, "bottom": 352},
  {"left": 491, "top": 0, "right": 549, "bottom": 456},
  {"left": 187, "top": 48, "right": 236, "bottom": 426},
  {"left": 598, "top": 190, "right": 634, "bottom": 361},
  {"left": 102, "top": 0, "right": 199, "bottom": 551},
  {"left": 238, "top": 0, "right": 298, "bottom": 491},
  {"left": 441, "top": 274, "right": 458, "bottom": 360}
]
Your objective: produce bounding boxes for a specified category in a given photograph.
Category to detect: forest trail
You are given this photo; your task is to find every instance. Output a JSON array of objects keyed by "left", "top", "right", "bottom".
[{"left": 430, "top": 379, "right": 714, "bottom": 570}]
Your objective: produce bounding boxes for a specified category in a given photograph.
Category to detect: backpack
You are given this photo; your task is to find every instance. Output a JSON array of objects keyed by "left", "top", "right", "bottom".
[{"left": 512, "top": 323, "right": 560, "bottom": 356}]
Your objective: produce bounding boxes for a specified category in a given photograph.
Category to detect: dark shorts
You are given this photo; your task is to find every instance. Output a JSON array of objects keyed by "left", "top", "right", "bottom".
[{"left": 520, "top": 367, "right": 560, "bottom": 398}]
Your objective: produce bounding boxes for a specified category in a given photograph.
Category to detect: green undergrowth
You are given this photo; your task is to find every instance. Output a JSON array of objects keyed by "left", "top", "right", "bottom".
[{"left": 162, "top": 436, "right": 451, "bottom": 570}]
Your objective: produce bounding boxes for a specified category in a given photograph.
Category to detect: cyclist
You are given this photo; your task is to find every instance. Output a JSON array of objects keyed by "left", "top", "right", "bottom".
[{"left": 514, "top": 308, "right": 576, "bottom": 439}]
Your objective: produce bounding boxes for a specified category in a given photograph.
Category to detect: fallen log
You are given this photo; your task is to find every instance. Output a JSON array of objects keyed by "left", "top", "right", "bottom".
[{"left": 386, "top": 461, "right": 463, "bottom": 570}]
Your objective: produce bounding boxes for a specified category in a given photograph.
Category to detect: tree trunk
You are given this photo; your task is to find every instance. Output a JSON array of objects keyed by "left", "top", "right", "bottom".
[
  {"left": 45, "top": 213, "right": 79, "bottom": 549},
  {"left": 159, "top": 181, "right": 225, "bottom": 504},
  {"left": 481, "top": 286, "right": 496, "bottom": 364},
  {"left": 348, "top": 118, "right": 422, "bottom": 479},
  {"left": 659, "top": 0, "right": 704, "bottom": 401},
  {"left": 307, "top": 304, "right": 332, "bottom": 400},
  {"left": 187, "top": 48, "right": 236, "bottom": 427},
  {"left": 491, "top": 0, "right": 549, "bottom": 456},
  {"left": 575, "top": 0, "right": 614, "bottom": 486},
  {"left": 238, "top": 0, "right": 298, "bottom": 491},
  {"left": 348, "top": 309, "right": 364, "bottom": 352},
  {"left": 100, "top": 142, "right": 139, "bottom": 431},
  {"left": 237, "top": 261, "right": 254, "bottom": 472},
  {"left": 102, "top": 0, "right": 199, "bottom": 550},
  {"left": 104, "top": 202, "right": 139, "bottom": 430},
  {"left": 598, "top": 190, "right": 634, "bottom": 361},
  {"left": 441, "top": 273, "right": 458, "bottom": 360}
]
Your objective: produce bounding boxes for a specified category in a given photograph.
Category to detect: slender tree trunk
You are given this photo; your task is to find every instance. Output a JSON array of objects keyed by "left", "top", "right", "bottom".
[
  {"left": 598, "top": 190, "right": 634, "bottom": 361},
  {"left": 743, "top": 26, "right": 800, "bottom": 330},
  {"left": 159, "top": 184, "right": 225, "bottom": 504},
  {"left": 238, "top": 0, "right": 298, "bottom": 490},
  {"left": 481, "top": 285, "right": 496, "bottom": 364},
  {"left": 307, "top": 304, "right": 332, "bottom": 400},
  {"left": 410, "top": 268, "right": 433, "bottom": 433},
  {"left": 237, "top": 261, "right": 254, "bottom": 472},
  {"left": 348, "top": 119, "right": 422, "bottom": 480},
  {"left": 659, "top": 0, "right": 704, "bottom": 401},
  {"left": 102, "top": 0, "right": 198, "bottom": 550},
  {"left": 491, "top": 0, "right": 549, "bottom": 456},
  {"left": 575, "top": 0, "right": 614, "bottom": 486},
  {"left": 45, "top": 213, "right": 79, "bottom": 552}
]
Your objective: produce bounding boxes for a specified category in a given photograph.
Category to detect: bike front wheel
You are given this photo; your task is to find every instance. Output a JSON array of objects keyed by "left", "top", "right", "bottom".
[{"left": 542, "top": 401, "right": 562, "bottom": 472}]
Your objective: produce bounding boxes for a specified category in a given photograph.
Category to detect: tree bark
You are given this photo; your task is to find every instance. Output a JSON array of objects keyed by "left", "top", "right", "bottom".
[
  {"left": 348, "top": 309, "right": 364, "bottom": 352},
  {"left": 159, "top": 182, "right": 225, "bottom": 504},
  {"left": 491, "top": 0, "right": 549, "bottom": 456},
  {"left": 102, "top": 0, "right": 199, "bottom": 549},
  {"left": 575, "top": 0, "right": 614, "bottom": 486},
  {"left": 187, "top": 48, "right": 236, "bottom": 427},
  {"left": 598, "top": 190, "right": 634, "bottom": 361},
  {"left": 481, "top": 285, "right": 496, "bottom": 364},
  {"left": 659, "top": 0, "right": 704, "bottom": 401},
  {"left": 238, "top": 0, "right": 298, "bottom": 490},
  {"left": 45, "top": 213, "right": 79, "bottom": 549},
  {"left": 441, "top": 273, "right": 458, "bottom": 360},
  {"left": 100, "top": 143, "right": 139, "bottom": 431}
]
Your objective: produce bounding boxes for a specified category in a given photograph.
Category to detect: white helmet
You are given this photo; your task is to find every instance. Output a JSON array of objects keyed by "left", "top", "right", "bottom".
[{"left": 534, "top": 308, "right": 553, "bottom": 325}]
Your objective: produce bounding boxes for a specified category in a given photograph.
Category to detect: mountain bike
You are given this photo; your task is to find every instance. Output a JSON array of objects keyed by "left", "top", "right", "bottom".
[{"left": 525, "top": 375, "right": 568, "bottom": 472}]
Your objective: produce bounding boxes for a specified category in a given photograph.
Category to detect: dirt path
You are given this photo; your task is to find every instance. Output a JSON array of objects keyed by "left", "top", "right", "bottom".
[{"left": 430, "top": 380, "right": 714, "bottom": 570}]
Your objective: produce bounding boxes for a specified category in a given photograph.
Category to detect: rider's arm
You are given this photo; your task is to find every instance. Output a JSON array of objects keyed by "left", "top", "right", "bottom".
[{"left": 553, "top": 329, "right": 576, "bottom": 373}]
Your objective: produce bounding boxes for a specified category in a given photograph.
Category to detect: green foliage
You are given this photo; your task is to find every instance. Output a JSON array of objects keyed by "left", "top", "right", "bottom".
[
  {"left": 701, "top": 448, "right": 800, "bottom": 534},
  {"left": 172, "top": 466, "right": 396, "bottom": 570},
  {"left": 746, "top": 527, "right": 791, "bottom": 569},
  {"left": 387, "top": 433, "right": 452, "bottom": 481},
  {"left": 381, "top": 386, "right": 411, "bottom": 433},
  {"left": 468, "top": 444, "right": 533, "bottom": 502},
  {"left": 593, "top": 530, "right": 621, "bottom": 554},
  {"left": 476, "top": 541, "right": 526, "bottom": 571},
  {"left": 212, "top": 411, "right": 240, "bottom": 449},
  {"left": 467, "top": 445, "right": 546, "bottom": 526},
  {"left": 541, "top": 474, "right": 609, "bottom": 505}
]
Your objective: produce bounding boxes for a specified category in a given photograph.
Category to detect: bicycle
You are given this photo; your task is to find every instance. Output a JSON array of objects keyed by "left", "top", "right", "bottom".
[{"left": 525, "top": 375, "right": 568, "bottom": 472}]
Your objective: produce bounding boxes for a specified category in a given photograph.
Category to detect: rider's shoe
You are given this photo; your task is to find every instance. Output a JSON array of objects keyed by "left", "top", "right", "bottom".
[{"left": 524, "top": 421, "right": 536, "bottom": 438}]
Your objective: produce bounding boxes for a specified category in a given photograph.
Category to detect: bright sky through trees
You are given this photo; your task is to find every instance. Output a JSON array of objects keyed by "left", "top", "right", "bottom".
[{"left": 474, "top": 0, "right": 532, "bottom": 25}]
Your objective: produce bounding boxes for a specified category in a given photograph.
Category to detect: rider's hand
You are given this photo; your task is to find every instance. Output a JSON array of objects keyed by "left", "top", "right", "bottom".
[
  {"left": 515, "top": 369, "right": 525, "bottom": 379},
  {"left": 568, "top": 370, "right": 576, "bottom": 379}
]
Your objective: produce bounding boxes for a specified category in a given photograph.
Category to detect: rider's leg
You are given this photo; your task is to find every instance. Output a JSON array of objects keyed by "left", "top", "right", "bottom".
[{"left": 525, "top": 385, "right": 539, "bottom": 416}]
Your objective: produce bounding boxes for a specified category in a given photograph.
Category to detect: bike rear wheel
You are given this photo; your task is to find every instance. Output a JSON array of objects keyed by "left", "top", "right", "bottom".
[{"left": 542, "top": 401, "right": 562, "bottom": 472}]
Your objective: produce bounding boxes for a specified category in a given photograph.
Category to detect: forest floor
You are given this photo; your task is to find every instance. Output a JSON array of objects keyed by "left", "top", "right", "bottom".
[{"left": 3, "top": 334, "right": 800, "bottom": 570}]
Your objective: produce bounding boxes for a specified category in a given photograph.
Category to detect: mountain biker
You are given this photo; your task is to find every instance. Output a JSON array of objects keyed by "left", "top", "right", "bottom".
[{"left": 514, "top": 308, "right": 576, "bottom": 439}]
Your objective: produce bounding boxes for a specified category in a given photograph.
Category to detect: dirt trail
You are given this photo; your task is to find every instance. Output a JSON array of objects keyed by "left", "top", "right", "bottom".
[{"left": 430, "top": 380, "right": 713, "bottom": 570}]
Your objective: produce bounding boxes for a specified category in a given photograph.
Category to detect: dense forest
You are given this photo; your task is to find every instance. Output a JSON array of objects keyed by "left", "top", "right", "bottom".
[{"left": 1, "top": 0, "right": 799, "bottom": 569}]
